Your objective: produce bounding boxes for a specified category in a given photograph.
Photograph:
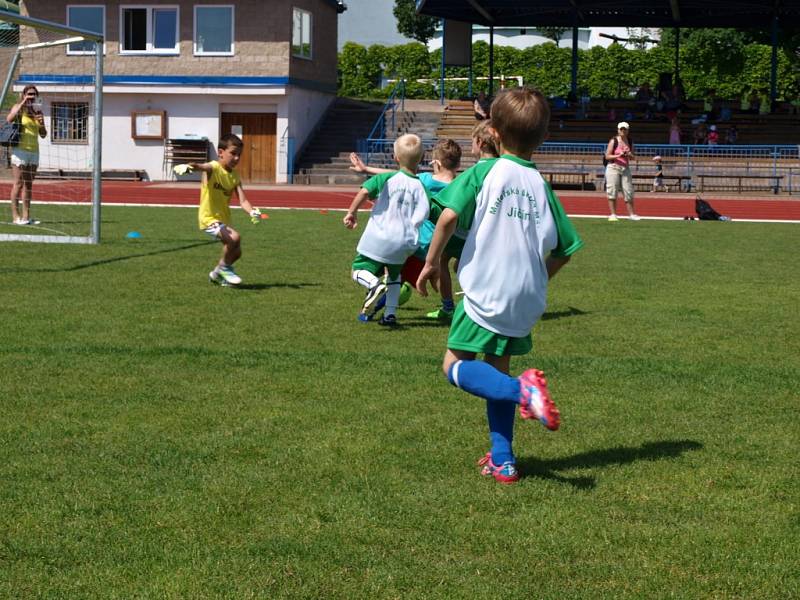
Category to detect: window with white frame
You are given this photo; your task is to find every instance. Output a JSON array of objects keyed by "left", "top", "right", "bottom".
[
  {"left": 66, "top": 5, "right": 105, "bottom": 54},
  {"left": 292, "top": 8, "right": 312, "bottom": 59},
  {"left": 120, "top": 5, "right": 179, "bottom": 54},
  {"left": 52, "top": 102, "right": 89, "bottom": 143},
  {"left": 194, "top": 5, "right": 234, "bottom": 56}
]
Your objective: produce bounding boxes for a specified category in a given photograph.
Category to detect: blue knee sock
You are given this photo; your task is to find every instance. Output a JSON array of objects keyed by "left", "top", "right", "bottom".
[
  {"left": 447, "top": 360, "right": 520, "bottom": 403},
  {"left": 487, "top": 401, "right": 516, "bottom": 466},
  {"left": 447, "top": 360, "right": 520, "bottom": 466}
]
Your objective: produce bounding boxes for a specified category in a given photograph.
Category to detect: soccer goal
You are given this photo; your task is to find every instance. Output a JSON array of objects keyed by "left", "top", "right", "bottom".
[{"left": 0, "top": 9, "right": 103, "bottom": 244}]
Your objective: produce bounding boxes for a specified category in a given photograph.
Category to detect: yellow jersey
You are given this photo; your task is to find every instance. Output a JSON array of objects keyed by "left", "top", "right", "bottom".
[
  {"left": 198, "top": 160, "right": 241, "bottom": 229},
  {"left": 18, "top": 113, "right": 40, "bottom": 153}
]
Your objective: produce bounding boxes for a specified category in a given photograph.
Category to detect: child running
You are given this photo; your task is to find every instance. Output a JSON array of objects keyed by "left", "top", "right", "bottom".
[
  {"left": 417, "top": 88, "right": 584, "bottom": 484},
  {"left": 425, "top": 120, "right": 501, "bottom": 321},
  {"left": 350, "top": 138, "right": 462, "bottom": 319},
  {"left": 178, "top": 133, "right": 261, "bottom": 287},
  {"left": 344, "top": 134, "right": 430, "bottom": 326}
]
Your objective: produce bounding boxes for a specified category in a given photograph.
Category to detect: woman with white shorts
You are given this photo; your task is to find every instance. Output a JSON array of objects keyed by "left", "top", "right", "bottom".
[
  {"left": 604, "top": 121, "right": 640, "bottom": 221},
  {"left": 7, "top": 85, "right": 47, "bottom": 225}
]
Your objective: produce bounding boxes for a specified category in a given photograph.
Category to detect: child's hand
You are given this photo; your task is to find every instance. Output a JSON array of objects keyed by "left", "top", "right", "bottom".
[
  {"left": 415, "top": 262, "right": 440, "bottom": 297},
  {"left": 250, "top": 208, "right": 262, "bottom": 224},
  {"left": 173, "top": 164, "right": 193, "bottom": 175},
  {"left": 349, "top": 152, "right": 367, "bottom": 173},
  {"left": 343, "top": 212, "right": 357, "bottom": 229}
]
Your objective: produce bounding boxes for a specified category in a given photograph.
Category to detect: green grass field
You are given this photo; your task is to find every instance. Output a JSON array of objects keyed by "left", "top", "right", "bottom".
[{"left": 1, "top": 206, "right": 798, "bottom": 599}]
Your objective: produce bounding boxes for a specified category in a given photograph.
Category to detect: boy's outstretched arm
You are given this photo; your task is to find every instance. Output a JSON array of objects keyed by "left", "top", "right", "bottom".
[
  {"left": 186, "top": 161, "right": 215, "bottom": 173},
  {"left": 545, "top": 254, "right": 571, "bottom": 279},
  {"left": 235, "top": 184, "right": 255, "bottom": 214},
  {"left": 343, "top": 188, "right": 371, "bottom": 229},
  {"left": 349, "top": 152, "right": 391, "bottom": 176},
  {"left": 417, "top": 207, "right": 457, "bottom": 296}
]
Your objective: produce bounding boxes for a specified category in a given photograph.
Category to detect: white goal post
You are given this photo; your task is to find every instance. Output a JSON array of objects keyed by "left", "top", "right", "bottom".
[{"left": 0, "top": 8, "right": 103, "bottom": 244}]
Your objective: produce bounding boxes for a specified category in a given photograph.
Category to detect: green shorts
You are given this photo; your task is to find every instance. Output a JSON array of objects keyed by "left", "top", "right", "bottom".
[
  {"left": 444, "top": 235, "right": 466, "bottom": 260},
  {"left": 351, "top": 254, "right": 403, "bottom": 280},
  {"left": 447, "top": 301, "right": 532, "bottom": 357}
]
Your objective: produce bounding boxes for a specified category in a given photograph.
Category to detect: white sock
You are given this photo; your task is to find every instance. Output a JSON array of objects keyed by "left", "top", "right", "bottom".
[
  {"left": 384, "top": 276, "right": 401, "bottom": 316},
  {"left": 352, "top": 269, "right": 379, "bottom": 290}
]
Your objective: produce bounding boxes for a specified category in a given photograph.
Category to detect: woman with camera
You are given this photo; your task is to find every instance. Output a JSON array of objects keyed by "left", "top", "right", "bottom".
[{"left": 7, "top": 85, "right": 47, "bottom": 225}]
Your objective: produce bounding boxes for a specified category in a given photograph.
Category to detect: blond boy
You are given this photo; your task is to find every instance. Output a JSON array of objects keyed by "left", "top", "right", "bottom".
[{"left": 344, "top": 134, "right": 430, "bottom": 326}]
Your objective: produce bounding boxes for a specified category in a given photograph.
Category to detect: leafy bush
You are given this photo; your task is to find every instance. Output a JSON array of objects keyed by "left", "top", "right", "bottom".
[{"left": 338, "top": 39, "right": 796, "bottom": 101}]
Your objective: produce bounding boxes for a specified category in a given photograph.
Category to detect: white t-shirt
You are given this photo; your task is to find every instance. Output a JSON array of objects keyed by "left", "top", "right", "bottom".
[
  {"left": 436, "top": 155, "right": 583, "bottom": 337},
  {"left": 357, "top": 170, "right": 430, "bottom": 265}
]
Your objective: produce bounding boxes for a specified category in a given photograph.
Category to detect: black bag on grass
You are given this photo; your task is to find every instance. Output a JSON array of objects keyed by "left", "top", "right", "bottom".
[{"left": 695, "top": 196, "right": 723, "bottom": 221}]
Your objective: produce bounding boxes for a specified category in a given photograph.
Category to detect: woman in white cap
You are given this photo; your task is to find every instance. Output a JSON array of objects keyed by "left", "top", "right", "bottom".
[{"left": 604, "top": 121, "right": 640, "bottom": 221}]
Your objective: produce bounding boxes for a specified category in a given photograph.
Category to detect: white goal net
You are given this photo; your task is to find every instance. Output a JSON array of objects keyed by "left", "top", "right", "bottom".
[{"left": 0, "top": 9, "right": 102, "bottom": 244}]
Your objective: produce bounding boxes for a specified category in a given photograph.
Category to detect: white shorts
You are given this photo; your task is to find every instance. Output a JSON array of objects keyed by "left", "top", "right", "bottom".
[
  {"left": 11, "top": 149, "right": 39, "bottom": 167},
  {"left": 203, "top": 221, "right": 227, "bottom": 240}
]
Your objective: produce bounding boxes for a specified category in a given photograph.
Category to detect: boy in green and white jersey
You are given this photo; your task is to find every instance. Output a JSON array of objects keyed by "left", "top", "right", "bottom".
[
  {"left": 344, "top": 134, "right": 430, "bottom": 326},
  {"left": 417, "top": 88, "right": 584, "bottom": 483}
]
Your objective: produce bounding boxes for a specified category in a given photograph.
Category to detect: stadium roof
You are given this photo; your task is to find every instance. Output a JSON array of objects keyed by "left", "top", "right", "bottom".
[{"left": 415, "top": 0, "right": 800, "bottom": 28}]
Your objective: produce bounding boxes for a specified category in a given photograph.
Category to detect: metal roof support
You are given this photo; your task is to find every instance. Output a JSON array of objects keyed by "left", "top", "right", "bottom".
[
  {"left": 466, "top": 0, "right": 493, "bottom": 24},
  {"left": 489, "top": 25, "right": 494, "bottom": 97},
  {"left": 570, "top": 26, "right": 578, "bottom": 96},
  {"left": 674, "top": 27, "right": 680, "bottom": 86},
  {"left": 770, "top": 15, "right": 778, "bottom": 104}
]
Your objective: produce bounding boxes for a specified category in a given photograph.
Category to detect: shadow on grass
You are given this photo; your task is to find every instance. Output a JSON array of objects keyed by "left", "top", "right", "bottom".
[
  {"left": 541, "top": 306, "right": 588, "bottom": 321},
  {"left": 0, "top": 241, "right": 215, "bottom": 273},
  {"left": 518, "top": 440, "right": 703, "bottom": 490},
  {"left": 236, "top": 282, "right": 321, "bottom": 291}
]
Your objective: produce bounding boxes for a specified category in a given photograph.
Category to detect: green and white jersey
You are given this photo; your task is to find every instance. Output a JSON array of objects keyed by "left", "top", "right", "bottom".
[
  {"left": 358, "top": 169, "right": 430, "bottom": 265},
  {"left": 436, "top": 154, "right": 584, "bottom": 337}
]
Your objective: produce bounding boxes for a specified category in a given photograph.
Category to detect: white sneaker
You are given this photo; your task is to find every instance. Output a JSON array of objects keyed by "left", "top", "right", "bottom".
[
  {"left": 217, "top": 265, "right": 242, "bottom": 286},
  {"left": 629, "top": 214, "right": 642, "bottom": 221},
  {"left": 608, "top": 215, "right": 619, "bottom": 222}
]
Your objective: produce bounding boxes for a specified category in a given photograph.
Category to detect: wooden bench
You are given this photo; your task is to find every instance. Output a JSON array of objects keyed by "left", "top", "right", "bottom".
[
  {"left": 541, "top": 170, "right": 592, "bottom": 189},
  {"left": 697, "top": 173, "right": 784, "bottom": 194},
  {"left": 596, "top": 172, "right": 692, "bottom": 191}
]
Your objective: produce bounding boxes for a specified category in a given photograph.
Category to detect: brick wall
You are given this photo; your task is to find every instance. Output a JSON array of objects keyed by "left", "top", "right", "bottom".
[{"left": 17, "top": 1, "right": 343, "bottom": 80}]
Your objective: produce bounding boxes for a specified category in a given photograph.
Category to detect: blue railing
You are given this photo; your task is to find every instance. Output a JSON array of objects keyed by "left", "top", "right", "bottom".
[
  {"left": 358, "top": 80, "right": 406, "bottom": 161},
  {"left": 354, "top": 140, "right": 800, "bottom": 193}
]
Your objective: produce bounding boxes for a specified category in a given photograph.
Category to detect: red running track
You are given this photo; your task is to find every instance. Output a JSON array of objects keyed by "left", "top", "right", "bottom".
[{"left": 3, "top": 181, "right": 800, "bottom": 221}]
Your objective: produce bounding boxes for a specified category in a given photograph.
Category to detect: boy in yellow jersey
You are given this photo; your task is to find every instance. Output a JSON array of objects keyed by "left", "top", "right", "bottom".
[{"left": 181, "top": 134, "right": 260, "bottom": 286}]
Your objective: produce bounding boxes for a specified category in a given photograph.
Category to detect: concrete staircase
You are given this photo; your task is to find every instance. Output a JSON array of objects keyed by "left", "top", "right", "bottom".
[
  {"left": 295, "top": 98, "right": 446, "bottom": 185},
  {"left": 294, "top": 97, "right": 382, "bottom": 185}
]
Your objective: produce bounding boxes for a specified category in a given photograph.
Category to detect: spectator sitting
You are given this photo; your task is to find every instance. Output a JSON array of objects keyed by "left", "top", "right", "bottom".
[
  {"left": 703, "top": 89, "right": 717, "bottom": 119},
  {"left": 668, "top": 117, "right": 682, "bottom": 144},
  {"left": 473, "top": 91, "right": 490, "bottom": 120},
  {"left": 725, "top": 125, "right": 739, "bottom": 144},
  {"left": 693, "top": 122, "right": 708, "bottom": 145},
  {"left": 635, "top": 83, "right": 653, "bottom": 109},
  {"left": 707, "top": 124, "right": 719, "bottom": 145}
]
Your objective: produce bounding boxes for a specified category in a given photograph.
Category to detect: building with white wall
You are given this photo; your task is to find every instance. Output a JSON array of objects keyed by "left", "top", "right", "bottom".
[{"left": 20, "top": 1, "right": 345, "bottom": 183}]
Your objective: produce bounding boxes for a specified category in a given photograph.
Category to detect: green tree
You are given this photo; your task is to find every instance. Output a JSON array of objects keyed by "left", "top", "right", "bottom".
[
  {"left": 538, "top": 27, "right": 568, "bottom": 47},
  {"left": 393, "top": 0, "right": 439, "bottom": 45}
]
